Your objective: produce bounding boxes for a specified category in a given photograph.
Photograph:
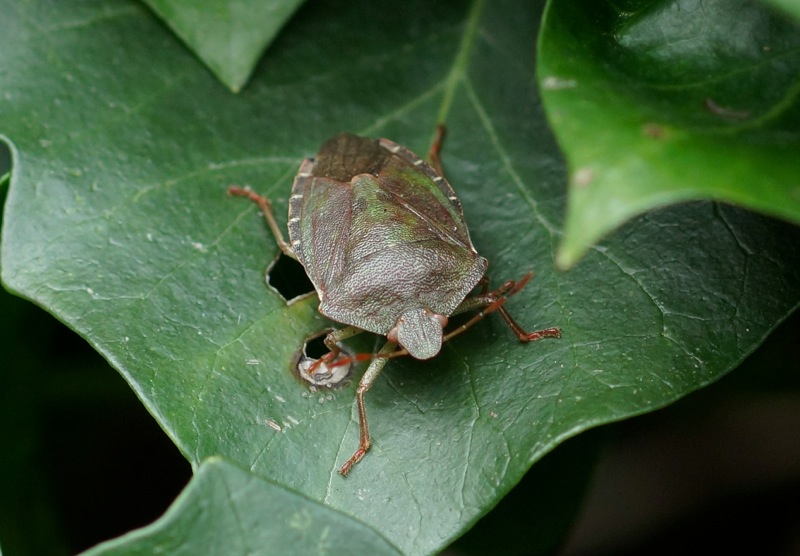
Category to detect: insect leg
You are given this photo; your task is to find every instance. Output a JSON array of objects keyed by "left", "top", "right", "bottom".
[
  {"left": 476, "top": 275, "right": 490, "bottom": 295},
  {"left": 427, "top": 124, "right": 446, "bottom": 176},
  {"left": 228, "top": 186, "right": 297, "bottom": 259},
  {"left": 494, "top": 305, "right": 562, "bottom": 342},
  {"left": 339, "top": 340, "right": 399, "bottom": 476},
  {"left": 323, "top": 326, "right": 363, "bottom": 352},
  {"left": 307, "top": 326, "right": 364, "bottom": 374},
  {"left": 447, "top": 273, "right": 561, "bottom": 344}
]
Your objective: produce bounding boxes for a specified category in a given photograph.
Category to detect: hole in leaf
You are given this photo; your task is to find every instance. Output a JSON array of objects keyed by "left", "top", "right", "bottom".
[
  {"left": 266, "top": 253, "right": 314, "bottom": 303},
  {"left": 290, "top": 329, "right": 354, "bottom": 388},
  {"left": 304, "top": 332, "right": 329, "bottom": 359}
]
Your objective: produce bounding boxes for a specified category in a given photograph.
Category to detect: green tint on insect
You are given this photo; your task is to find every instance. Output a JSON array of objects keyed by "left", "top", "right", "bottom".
[{"left": 229, "top": 127, "right": 560, "bottom": 476}]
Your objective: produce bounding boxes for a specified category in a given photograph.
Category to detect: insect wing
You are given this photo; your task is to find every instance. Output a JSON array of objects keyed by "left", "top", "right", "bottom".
[
  {"left": 288, "top": 133, "right": 487, "bottom": 335},
  {"left": 378, "top": 138, "right": 474, "bottom": 249},
  {"left": 289, "top": 160, "right": 353, "bottom": 298}
]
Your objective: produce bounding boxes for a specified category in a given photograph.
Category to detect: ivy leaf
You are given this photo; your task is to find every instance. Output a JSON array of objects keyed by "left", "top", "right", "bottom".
[
  {"left": 538, "top": 0, "right": 800, "bottom": 268},
  {"left": 767, "top": 0, "right": 800, "bottom": 20},
  {"left": 140, "top": 0, "right": 306, "bottom": 91},
  {"left": 2, "top": 0, "right": 799, "bottom": 554},
  {"left": 83, "top": 458, "right": 402, "bottom": 555}
]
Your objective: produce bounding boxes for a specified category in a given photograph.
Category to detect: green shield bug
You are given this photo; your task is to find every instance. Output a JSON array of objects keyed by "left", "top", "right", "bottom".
[{"left": 229, "top": 126, "right": 560, "bottom": 476}]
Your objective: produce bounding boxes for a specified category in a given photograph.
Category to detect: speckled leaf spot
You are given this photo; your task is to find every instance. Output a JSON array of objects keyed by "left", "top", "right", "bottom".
[{"left": 228, "top": 125, "right": 561, "bottom": 476}]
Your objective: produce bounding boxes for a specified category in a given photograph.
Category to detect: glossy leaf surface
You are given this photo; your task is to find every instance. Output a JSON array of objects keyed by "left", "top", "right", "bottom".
[
  {"left": 2, "top": 0, "right": 799, "bottom": 554},
  {"left": 767, "top": 0, "right": 800, "bottom": 20},
  {"left": 538, "top": 0, "right": 800, "bottom": 267}
]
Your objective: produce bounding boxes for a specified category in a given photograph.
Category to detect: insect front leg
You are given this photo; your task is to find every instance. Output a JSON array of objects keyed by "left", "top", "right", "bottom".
[
  {"left": 339, "top": 340, "right": 399, "bottom": 476},
  {"left": 307, "top": 326, "right": 364, "bottom": 374},
  {"left": 228, "top": 186, "right": 297, "bottom": 259},
  {"left": 447, "top": 273, "right": 561, "bottom": 344}
]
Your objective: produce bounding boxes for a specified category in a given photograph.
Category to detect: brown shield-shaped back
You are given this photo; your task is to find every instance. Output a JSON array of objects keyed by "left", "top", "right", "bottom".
[{"left": 287, "top": 133, "right": 487, "bottom": 337}]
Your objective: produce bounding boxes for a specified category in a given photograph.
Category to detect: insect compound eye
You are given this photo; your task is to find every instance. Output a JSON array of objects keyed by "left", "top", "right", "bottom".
[{"left": 265, "top": 252, "right": 314, "bottom": 303}]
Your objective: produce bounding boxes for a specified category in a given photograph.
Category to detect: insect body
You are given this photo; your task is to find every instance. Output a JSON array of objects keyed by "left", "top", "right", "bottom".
[{"left": 229, "top": 127, "right": 560, "bottom": 476}]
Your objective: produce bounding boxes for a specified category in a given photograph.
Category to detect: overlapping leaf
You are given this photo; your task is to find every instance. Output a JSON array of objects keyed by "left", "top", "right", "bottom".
[
  {"left": 539, "top": 0, "right": 800, "bottom": 267},
  {"left": 140, "top": 0, "right": 306, "bottom": 91},
  {"left": 767, "top": 0, "right": 800, "bottom": 20},
  {"left": 83, "top": 458, "right": 402, "bottom": 555}
]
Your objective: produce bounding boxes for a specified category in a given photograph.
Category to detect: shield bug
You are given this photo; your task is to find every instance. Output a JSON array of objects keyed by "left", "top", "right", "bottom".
[{"left": 229, "top": 126, "right": 560, "bottom": 476}]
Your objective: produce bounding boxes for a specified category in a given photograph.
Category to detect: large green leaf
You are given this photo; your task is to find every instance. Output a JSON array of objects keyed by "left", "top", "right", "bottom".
[
  {"left": 139, "top": 0, "right": 306, "bottom": 92},
  {"left": 83, "top": 457, "right": 401, "bottom": 555},
  {"left": 1, "top": 0, "right": 799, "bottom": 554},
  {"left": 538, "top": 0, "right": 800, "bottom": 267},
  {"left": 767, "top": 0, "right": 800, "bottom": 20}
]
